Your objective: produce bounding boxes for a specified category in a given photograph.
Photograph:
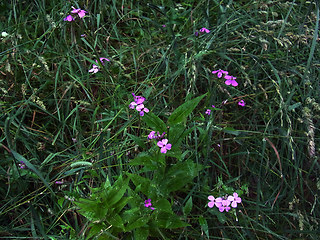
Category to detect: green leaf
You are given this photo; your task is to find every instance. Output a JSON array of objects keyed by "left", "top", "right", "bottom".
[
  {"left": 142, "top": 112, "right": 167, "bottom": 133},
  {"left": 155, "top": 212, "right": 190, "bottom": 229},
  {"left": 106, "top": 175, "right": 130, "bottom": 207},
  {"left": 222, "top": 127, "right": 240, "bottom": 136},
  {"left": 125, "top": 216, "right": 150, "bottom": 231},
  {"left": 183, "top": 197, "right": 193, "bottom": 215},
  {"left": 127, "top": 133, "right": 146, "bottom": 148},
  {"left": 288, "top": 102, "right": 301, "bottom": 111},
  {"left": 108, "top": 213, "right": 125, "bottom": 230},
  {"left": 199, "top": 216, "right": 209, "bottom": 239},
  {"left": 168, "top": 93, "right": 206, "bottom": 126},
  {"left": 11, "top": 150, "right": 54, "bottom": 194},
  {"left": 160, "top": 160, "right": 203, "bottom": 194},
  {"left": 134, "top": 227, "right": 149, "bottom": 240},
  {"left": 155, "top": 199, "right": 173, "bottom": 213}
]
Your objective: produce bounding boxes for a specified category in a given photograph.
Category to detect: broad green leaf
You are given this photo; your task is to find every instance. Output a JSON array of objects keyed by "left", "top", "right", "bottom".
[
  {"left": 183, "top": 197, "right": 193, "bottom": 215},
  {"left": 108, "top": 213, "right": 125, "bottom": 230},
  {"left": 155, "top": 212, "right": 190, "bottom": 229},
  {"left": 125, "top": 216, "right": 150, "bottom": 231},
  {"left": 155, "top": 199, "right": 172, "bottom": 213},
  {"left": 106, "top": 176, "right": 130, "bottom": 207},
  {"left": 134, "top": 227, "right": 149, "bottom": 240},
  {"left": 168, "top": 93, "right": 206, "bottom": 126},
  {"left": 142, "top": 112, "right": 167, "bottom": 133}
]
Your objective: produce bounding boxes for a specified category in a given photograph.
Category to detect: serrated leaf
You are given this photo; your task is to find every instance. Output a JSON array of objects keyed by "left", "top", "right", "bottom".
[{"left": 168, "top": 93, "right": 206, "bottom": 126}]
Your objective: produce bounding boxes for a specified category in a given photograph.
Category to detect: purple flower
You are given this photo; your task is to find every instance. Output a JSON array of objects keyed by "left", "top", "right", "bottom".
[
  {"left": 195, "top": 31, "right": 199, "bottom": 36},
  {"left": 136, "top": 104, "right": 149, "bottom": 116},
  {"left": 205, "top": 109, "right": 211, "bottom": 115},
  {"left": 148, "top": 131, "right": 156, "bottom": 140},
  {"left": 144, "top": 199, "right": 155, "bottom": 210},
  {"left": 132, "top": 93, "right": 145, "bottom": 105},
  {"left": 224, "top": 75, "right": 238, "bottom": 86},
  {"left": 208, "top": 196, "right": 222, "bottom": 208},
  {"left": 212, "top": 105, "right": 215, "bottom": 108},
  {"left": 238, "top": 100, "right": 245, "bottom": 107},
  {"left": 218, "top": 199, "right": 231, "bottom": 212},
  {"left": 55, "top": 181, "right": 64, "bottom": 184},
  {"left": 64, "top": 15, "right": 74, "bottom": 22},
  {"left": 157, "top": 139, "right": 172, "bottom": 153},
  {"left": 212, "top": 69, "right": 228, "bottom": 78},
  {"left": 71, "top": 8, "right": 87, "bottom": 18},
  {"left": 162, "top": 25, "right": 166, "bottom": 27},
  {"left": 227, "top": 193, "right": 242, "bottom": 208},
  {"left": 88, "top": 66, "right": 99, "bottom": 73},
  {"left": 88, "top": 57, "right": 109, "bottom": 74},
  {"left": 19, "top": 161, "right": 26, "bottom": 169},
  {"left": 199, "top": 27, "right": 210, "bottom": 33}
]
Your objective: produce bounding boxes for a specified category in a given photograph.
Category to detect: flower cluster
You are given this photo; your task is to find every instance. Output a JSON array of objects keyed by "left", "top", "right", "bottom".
[
  {"left": 19, "top": 161, "right": 26, "bottom": 169},
  {"left": 64, "top": 7, "right": 87, "bottom": 21},
  {"left": 148, "top": 131, "right": 165, "bottom": 140},
  {"left": 208, "top": 193, "right": 241, "bottom": 212},
  {"left": 144, "top": 199, "right": 155, "bottom": 210},
  {"left": 88, "top": 57, "right": 110, "bottom": 73},
  {"left": 129, "top": 93, "right": 149, "bottom": 116},
  {"left": 212, "top": 69, "right": 246, "bottom": 107},
  {"left": 205, "top": 105, "right": 216, "bottom": 115}
]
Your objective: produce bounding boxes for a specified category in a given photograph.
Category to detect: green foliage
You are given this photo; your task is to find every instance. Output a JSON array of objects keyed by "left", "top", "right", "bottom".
[{"left": 1, "top": 0, "right": 319, "bottom": 239}]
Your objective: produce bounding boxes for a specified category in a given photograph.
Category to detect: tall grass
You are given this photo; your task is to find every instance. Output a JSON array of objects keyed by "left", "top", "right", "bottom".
[{"left": 1, "top": 0, "right": 319, "bottom": 239}]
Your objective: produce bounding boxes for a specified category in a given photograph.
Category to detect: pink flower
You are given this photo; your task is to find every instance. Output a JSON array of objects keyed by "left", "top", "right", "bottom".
[
  {"left": 148, "top": 131, "right": 156, "bottom": 140},
  {"left": 71, "top": 8, "right": 87, "bottom": 18},
  {"left": 157, "top": 139, "right": 172, "bottom": 153},
  {"left": 199, "top": 27, "right": 210, "bottom": 33},
  {"left": 205, "top": 109, "right": 211, "bottom": 115},
  {"left": 218, "top": 199, "right": 231, "bottom": 212},
  {"left": 136, "top": 104, "right": 149, "bottom": 116},
  {"left": 96, "top": 57, "right": 110, "bottom": 65},
  {"left": 64, "top": 15, "right": 74, "bottom": 22},
  {"left": 144, "top": 199, "right": 155, "bottom": 210},
  {"left": 227, "top": 193, "right": 242, "bottom": 208},
  {"left": 208, "top": 196, "right": 222, "bottom": 208},
  {"left": 212, "top": 105, "right": 215, "bottom": 108},
  {"left": 132, "top": 93, "right": 145, "bottom": 105},
  {"left": 88, "top": 66, "right": 99, "bottom": 73},
  {"left": 238, "top": 100, "right": 245, "bottom": 107},
  {"left": 212, "top": 69, "right": 228, "bottom": 78},
  {"left": 224, "top": 75, "right": 238, "bottom": 86}
]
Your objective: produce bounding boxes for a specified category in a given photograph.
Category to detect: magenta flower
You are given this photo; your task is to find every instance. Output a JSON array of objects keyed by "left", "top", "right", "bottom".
[
  {"left": 148, "top": 131, "right": 156, "bottom": 140},
  {"left": 144, "top": 199, "right": 155, "bottom": 210},
  {"left": 132, "top": 93, "right": 145, "bottom": 105},
  {"left": 227, "top": 193, "right": 242, "bottom": 208},
  {"left": 162, "top": 25, "right": 166, "bottom": 27},
  {"left": 199, "top": 27, "right": 210, "bottom": 33},
  {"left": 212, "top": 69, "right": 228, "bottom": 78},
  {"left": 88, "top": 57, "right": 109, "bottom": 74},
  {"left": 238, "top": 100, "right": 246, "bottom": 107},
  {"left": 224, "top": 75, "right": 238, "bottom": 86},
  {"left": 205, "top": 109, "right": 211, "bottom": 115},
  {"left": 212, "top": 105, "right": 215, "bottom": 108},
  {"left": 218, "top": 199, "right": 231, "bottom": 212},
  {"left": 208, "top": 196, "right": 222, "bottom": 208},
  {"left": 64, "top": 15, "right": 74, "bottom": 22},
  {"left": 71, "top": 8, "right": 87, "bottom": 18},
  {"left": 136, "top": 104, "right": 149, "bottom": 116},
  {"left": 157, "top": 139, "right": 172, "bottom": 153}
]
